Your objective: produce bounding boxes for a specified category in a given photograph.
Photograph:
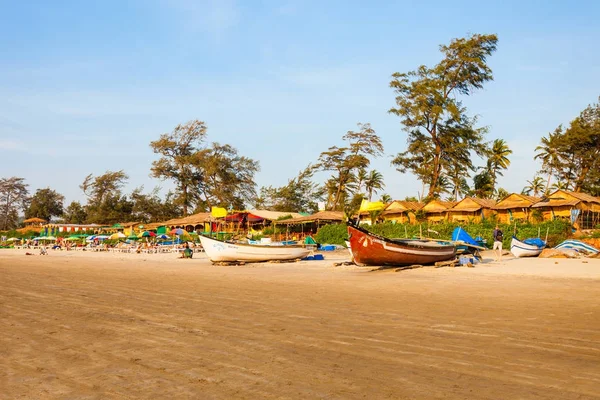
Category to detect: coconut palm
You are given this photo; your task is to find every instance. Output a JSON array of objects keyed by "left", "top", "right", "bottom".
[
  {"left": 364, "top": 170, "right": 385, "bottom": 201},
  {"left": 356, "top": 168, "right": 368, "bottom": 193},
  {"left": 496, "top": 187, "right": 509, "bottom": 201},
  {"left": 550, "top": 180, "right": 569, "bottom": 192},
  {"left": 380, "top": 193, "right": 392, "bottom": 204},
  {"left": 472, "top": 170, "right": 494, "bottom": 199},
  {"left": 487, "top": 139, "right": 513, "bottom": 192},
  {"left": 523, "top": 176, "right": 545, "bottom": 197},
  {"left": 534, "top": 130, "right": 561, "bottom": 193}
]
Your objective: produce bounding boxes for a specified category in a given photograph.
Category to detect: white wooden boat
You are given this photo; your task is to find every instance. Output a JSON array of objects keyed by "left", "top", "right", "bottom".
[
  {"left": 510, "top": 236, "right": 546, "bottom": 258},
  {"left": 199, "top": 235, "right": 310, "bottom": 262}
]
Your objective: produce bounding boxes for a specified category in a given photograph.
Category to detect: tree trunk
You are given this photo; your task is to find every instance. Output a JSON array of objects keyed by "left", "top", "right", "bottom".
[
  {"left": 545, "top": 167, "right": 553, "bottom": 194},
  {"left": 574, "top": 165, "right": 590, "bottom": 192},
  {"left": 182, "top": 184, "right": 188, "bottom": 216},
  {"left": 428, "top": 151, "right": 442, "bottom": 199}
]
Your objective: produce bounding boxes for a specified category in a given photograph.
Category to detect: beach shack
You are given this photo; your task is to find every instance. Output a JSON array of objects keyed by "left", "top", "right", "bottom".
[
  {"left": 381, "top": 201, "right": 424, "bottom": 224},
  {"left": 23, "top": 217, "right": 47, "bottom": 228},
  {"left": 217, "top": 210, "right": 303, "bottom": 234},
  {"left": 493, "top": 193, "right": 541, "bottom": 223},
  {"left": 275, "top": 210, "right": 344, "bottom": 237},
  {"left": 531, "top": 190, "right": 600, "bottom": 229},
  {"left": 421, "top": 200, "right": 456, "bottom": 224},
  {"left": 447, "top": 197, "right": 496, "bottom": 223},
  {"left": 148, "top": 213, "right": 213, "bottom": 233}
]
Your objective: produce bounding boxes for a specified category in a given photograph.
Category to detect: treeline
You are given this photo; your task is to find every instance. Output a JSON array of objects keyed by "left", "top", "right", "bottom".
[{"left": 1, "top": 33, "right": 598, "bottom": 231}]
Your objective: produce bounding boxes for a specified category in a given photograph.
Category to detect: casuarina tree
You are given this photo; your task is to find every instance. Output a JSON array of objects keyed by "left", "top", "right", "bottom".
[{"left": 389, "top": 33, "right": 498, "bottom": 200}]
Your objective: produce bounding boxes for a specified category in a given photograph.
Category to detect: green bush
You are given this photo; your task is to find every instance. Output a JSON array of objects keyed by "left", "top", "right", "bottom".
[{"left": 314, "top": 224, "right": 348, "bottom": 245}]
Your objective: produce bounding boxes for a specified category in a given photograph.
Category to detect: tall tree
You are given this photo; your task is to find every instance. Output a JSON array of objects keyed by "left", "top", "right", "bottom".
[
  {"left": 257, "top": 165, "right": 323, "bottom": 213},
  {"left": 63, "top": 201, "right": 87, "bottom": 224},
  {"left": 471, "top": 170, "right": 494, "bottom": 199},
  {"left": 25, "top": 188, "right": 64, "bottom": 222},
  {"left": 317, "top": 123, "right": 384, "bottom": 210},
  {"left": 380, "top": 193, "right": 392, "bottom": 203},
  {"left": 193, "top": 143, "right": 260, "bottom": 211},
  {"left": 389, "top": 33, "right": 497, "bottom": 198},
  {"left": 496, "top": 187, "right": 509, "bottom": 201},
  {"left": 0, "top": 177, "right": 29, "bottom": 230},
  {"left": 130, "top": 187, "right": 181, "bottom": 223},
  {"left": 546, "top": 98, "right": 600, "bottom": 195},
  {"left": 534, "top": 129, "right": 561, "bottom": 193},
  {"left": 364, "top": 170, "right": 385, "bottom": 201},
  {"left": 523, "top": 176, "right": 545, "bottom": 197},
  {"left": 150, "top": 120, "right": 207, "bottom": 215},
  {"left": 487, "top": 138, "right": 512, "bottom": 192},
  {"left": 81, "top": 171, "right": 131, "bottom": 224}
]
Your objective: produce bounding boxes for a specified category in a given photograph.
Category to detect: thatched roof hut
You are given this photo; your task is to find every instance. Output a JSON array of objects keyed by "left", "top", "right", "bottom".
[
  {"left": 448, "top": 197, "right": 496, "bottom": 222},
  {"left": 421, "top": 200, "right": 456, "bottom": 223},
  {"left": 23, "top": 217, "right": 47, "bottom": 227},
  {"left": 381, "top": 201, "right": 424, "bottom": 224},
  {"left": 493, "top": 193, "right": 540, "bottom": 223},
  {"left": 531, "top": 190, "right": 600, "bottom": 229},
  {"left": 276, "top": 211, "right": 344, "bottom": 225}
]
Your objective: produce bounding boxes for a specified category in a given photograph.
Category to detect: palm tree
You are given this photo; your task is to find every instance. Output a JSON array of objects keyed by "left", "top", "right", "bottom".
[
  {"left": 356, "top": 168, "right": 368, "bottom": 193},
  {"left": 380, "top": 193, "right": 392, "bottom": 203},
  {"left": 472, "top": 170, "right": 494, "bottom": 199},
  {"left": 487, "top": 139, "right": 513, "bottom": 192},
  {"left": 364, "top": 170, "right": 385, "bottom": 201},
  {"left": 496, "top": 187, "right": 509, "bottom": 201},
  {"left": 523, "top": 176, "right": 545, "bottom": 197},
  {"left": 550, "top": 180, "right": 569, "bottom": 192},
  {"left": 534, "top": 130, "right": 561, "bottom": 193}
]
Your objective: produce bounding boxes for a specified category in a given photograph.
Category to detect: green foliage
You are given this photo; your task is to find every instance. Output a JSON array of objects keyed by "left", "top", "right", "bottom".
[
  {"left": 389, "top": 33, "right": 498, "bottom": 199},
  {"left": 317, "top": 122, "right": 384, "bottom": 211},
  {"left": 25, "top": 188, "right": 64, "bottom": 222},
  {"left": 540, "top": 97, "right": 600, "bottom": 195},
  {"left": 63, "top": 201, "right": 87, "bottom": 224},
  {"left": 131, "top": 187, "right": 181, "bottom": 223},
  {"left": 0, "top": 177, "right": 29, "bottom": 230},
  {"left": 256, "top": 165, "right": 323, "bottom": 213},
  {"left": 487, "top": 139, "right": 513, "bottom": 192},
  {"left": 314, "top": 223, "right": 348, "bottom": 245},
  {"left": 531, "top": 209, "right": 543, "bottom": 223}
]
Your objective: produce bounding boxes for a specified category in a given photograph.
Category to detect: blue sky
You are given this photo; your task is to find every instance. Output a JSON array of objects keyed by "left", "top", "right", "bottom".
[{"left": 1, "top": 0, "right": 599, "bottom": 206}]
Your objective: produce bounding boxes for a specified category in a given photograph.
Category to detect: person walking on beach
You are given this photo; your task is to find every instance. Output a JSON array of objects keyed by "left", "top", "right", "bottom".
[{"left": 492, "top": 224, "right": 504, "bottom": 261}]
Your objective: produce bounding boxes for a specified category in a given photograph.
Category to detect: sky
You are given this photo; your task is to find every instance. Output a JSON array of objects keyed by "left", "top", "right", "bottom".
[{"left": 1, "top": 0, "right": 599, "bottom": 206}]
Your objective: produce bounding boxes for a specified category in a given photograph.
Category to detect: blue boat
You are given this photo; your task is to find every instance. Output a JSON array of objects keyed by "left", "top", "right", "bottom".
[
  {"left": 451, "top": 227, "right": 487, "bottom": 255},
  {"left": 555, "top": 240, "right": 599, "bottom": 255}
]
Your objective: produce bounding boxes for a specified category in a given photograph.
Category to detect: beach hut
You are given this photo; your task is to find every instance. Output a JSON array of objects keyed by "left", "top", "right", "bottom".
[
  {"left": 421, "top": 200, "right": 456, "bottom": 224},
  {"left": 23, "top": 217, "right": 47, "bottom": 228},
  {"left": 380, "top": 201, "right": 424, "bottom": 224},
  {"left": 448, "top": 197, "right": 497, "bottom": 223},
  {"left": 531, "top": 190, "right": 600, "bottom": 229},
  {"left": 274, "top": 210, "right": 345, "bottom": 241},
  {"left": 146, "top": 213, "right": 213, "bottom": 233},
  {"left": 175, "top": 212, "right": 213, "bottom": 232},
  {"left": 276, "top": 211, "right": 344, "bottom": 227},
  {"left": 492, "top": 193, "right": 541, "bottom": 223}
]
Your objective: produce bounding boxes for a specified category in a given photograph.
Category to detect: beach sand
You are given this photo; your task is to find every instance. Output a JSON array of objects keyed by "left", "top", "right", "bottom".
[{"left": 1, "top": 249, "right": 599, "bottom": 399}]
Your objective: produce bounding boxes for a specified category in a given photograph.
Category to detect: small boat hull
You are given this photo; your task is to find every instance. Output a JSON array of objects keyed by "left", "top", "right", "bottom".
[
  {"left": 510, "top": 237, "right": 545, "bottom": 258},
  {"left": 199, "top": 235, "right": 310, "bottom": 262},
  {"left": 348, "top": 224, "right": 456, "bottom": 266}
]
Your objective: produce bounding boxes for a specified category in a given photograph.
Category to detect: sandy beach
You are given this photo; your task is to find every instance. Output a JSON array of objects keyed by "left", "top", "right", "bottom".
[{"left": 1, "top": 249, "right": 599, "bottom": 399}]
